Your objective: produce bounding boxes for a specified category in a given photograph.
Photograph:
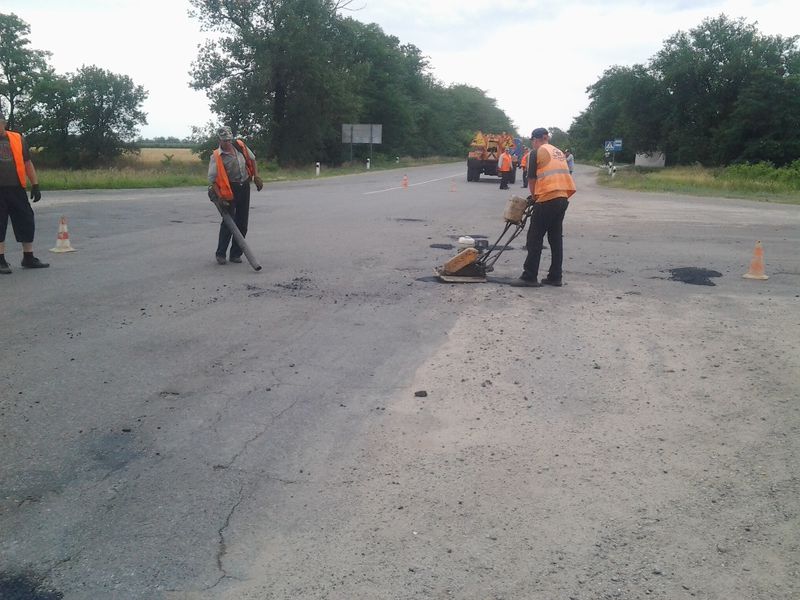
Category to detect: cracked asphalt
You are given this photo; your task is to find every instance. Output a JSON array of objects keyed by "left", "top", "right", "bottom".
[{"left": 1, "top": 163, "right": 798, "bottom": 599}]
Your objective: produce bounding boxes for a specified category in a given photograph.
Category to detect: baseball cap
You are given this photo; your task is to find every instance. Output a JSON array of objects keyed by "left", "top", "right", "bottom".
[
  {"left": 531, "top": 127, "right": 549, "bottom": 139},
  {"left": 217, "top": 126, "right": 233, "bottom": 140}
]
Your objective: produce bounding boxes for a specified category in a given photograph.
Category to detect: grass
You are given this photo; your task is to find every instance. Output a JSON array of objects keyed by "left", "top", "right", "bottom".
[
  {"left": 36, "top": 149, "right": 461, "bottom": 191},
  {"left": 599, "top": 163, "right": 800, "bottom": 204}
]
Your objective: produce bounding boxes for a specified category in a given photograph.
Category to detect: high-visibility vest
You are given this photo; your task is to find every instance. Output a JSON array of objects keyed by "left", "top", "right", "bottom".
[
  {"left": 520, "top": 151, "right": 529, "bottom": 170},
  {"left": 212, "top": 139, "right": 255, "bottom": 201},
  {"left": 4, "top": 131, "right": 27, "bottom": 187},
  {"left": 498, "top": 152, "right": 512, "bottom": 172},
  {"left": 532, "top": 144, "right": 576, "bottom": 202}
]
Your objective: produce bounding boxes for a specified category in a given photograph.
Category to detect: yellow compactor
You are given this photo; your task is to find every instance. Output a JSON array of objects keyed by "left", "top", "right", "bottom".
[{"left": 435, "top": 195, "right": 533, "bottom": 283}]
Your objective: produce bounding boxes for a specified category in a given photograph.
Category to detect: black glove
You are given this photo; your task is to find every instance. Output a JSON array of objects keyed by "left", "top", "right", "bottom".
[
  {"left": 30, "top": 184, "right": 41, "bottom": 203},
  {"left": 253, "top": 175, "right": 264, "bottom": 191},
  {"left": 207, "top": 186, "right": 217, "bottom": 202}
]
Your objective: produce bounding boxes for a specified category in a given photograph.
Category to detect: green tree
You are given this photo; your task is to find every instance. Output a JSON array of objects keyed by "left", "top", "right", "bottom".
[
  {"left": 570, "top": 14, "right": 800, "bottom": 167},
  {"left": 70, "top": 66, "right": 148, "bottom": 166},
  {"left": 0, "top": 13, "right": 51, "bottom": 128}
]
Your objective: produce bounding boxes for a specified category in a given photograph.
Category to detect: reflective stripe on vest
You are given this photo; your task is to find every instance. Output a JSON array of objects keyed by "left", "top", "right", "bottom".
[
  {"left": 533, "top": 144, "right": 576, "bottom": 200},
  {"left": 6, "top": 131, "right": 27, "bottom": 188}
]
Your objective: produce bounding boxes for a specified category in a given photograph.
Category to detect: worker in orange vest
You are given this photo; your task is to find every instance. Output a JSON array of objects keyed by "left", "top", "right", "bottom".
[
  {"left": 520, "top": 148, "right": 530, "bottom": 188},
  {"left": 0, "top": 109, "right": 48, "bottom": 274},
  {"left": 208, "top": 126, "right": 264, "bottom": 265},
  {"left": 497, "top": 147, "right": 513, "bottom": 190},
  {"left": 511, "top": 127, "right": 576, "bottom": 288}
]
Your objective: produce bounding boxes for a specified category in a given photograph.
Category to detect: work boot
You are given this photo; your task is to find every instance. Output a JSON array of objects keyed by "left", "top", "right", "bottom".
[
  {"left": 0, "top": 263, "right": 11, "bottom": 274},
  {"left": 542, "top": 277, "right": 563, "bottom": 287},
  {"left": 216, "top": 254, "right": 227, "bottom": 265},
  {"left": 229, "top": 255, "right": 242, "bottom": 263},
  {"left": 509, "top": 277, "right": 542, "bottom": 288},
  {"left": 20, "top": 256, "right": 49, "bottom": 269}
]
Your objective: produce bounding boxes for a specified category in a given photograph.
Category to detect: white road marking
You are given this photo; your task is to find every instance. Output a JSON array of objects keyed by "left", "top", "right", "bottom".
[{"left": 363, "top": 173, "right": 463, "bottom": 195}]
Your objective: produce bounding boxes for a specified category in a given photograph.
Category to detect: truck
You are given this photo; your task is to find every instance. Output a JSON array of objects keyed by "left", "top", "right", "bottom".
[{"left": 466, "top": 131, "right": 521, "bottom": 183}]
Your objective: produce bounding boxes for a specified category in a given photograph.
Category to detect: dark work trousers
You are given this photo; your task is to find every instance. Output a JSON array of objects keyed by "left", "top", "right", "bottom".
[
  {"left": 216, "top": 182, "right": 250, "bottom": 258},
  {"left": 521, "top": 169, "right": 528, "bottom": 188},
  {"left": 499, "top": 171, "right": 510, "bottom": 190},
  {"left": 523, "top": 197, "right": 569, "bottom": 281},
  {"left": 0, "top": 186, "right": 35, "bottom": 243}
]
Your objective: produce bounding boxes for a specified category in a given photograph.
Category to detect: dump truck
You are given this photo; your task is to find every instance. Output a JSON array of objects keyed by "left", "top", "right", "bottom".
[{"left": 466, "top": 131, "right": 521, "bottom": 183}]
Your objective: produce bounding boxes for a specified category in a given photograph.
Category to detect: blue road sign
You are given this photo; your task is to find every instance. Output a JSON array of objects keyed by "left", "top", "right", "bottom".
[
  {"left": 613, "top": 139, "right": 623, "bottom": 151},
  {"left": 604, "top": 141, "right": 614, "bottom": 152}
]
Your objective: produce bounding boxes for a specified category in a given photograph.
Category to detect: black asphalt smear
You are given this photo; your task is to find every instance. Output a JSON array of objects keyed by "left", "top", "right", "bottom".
[
  {"left": 0, "top": 573, "right": 63, "bottom": 600},
  {"left": 415, "top": 276, "right": 440, "bottom": 283},
  {"left": 448, "top": 234, "right": 488, "bottom": 239},
  {"left": 393, "top": 218, "right": 426, "bottom": 222},
  {"left": 430, "top": 244, "right": 454, "bottom": 250},
  {"left": 668, "top": 267, "right": 722, "bottom": 286}
]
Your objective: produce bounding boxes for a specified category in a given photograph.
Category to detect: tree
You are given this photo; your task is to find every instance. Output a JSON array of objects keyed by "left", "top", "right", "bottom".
[
  {"left": 70, "top": 66, "right": 148, "bottom": 166},
  {"left": 0, "top": 13, "right": 51, "bottom": 128}
]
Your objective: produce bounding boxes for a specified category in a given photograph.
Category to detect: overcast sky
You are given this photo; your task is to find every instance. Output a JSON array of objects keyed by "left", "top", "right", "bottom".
[{"left": 3, "top": 0, "right": 796, "bottom": 140}]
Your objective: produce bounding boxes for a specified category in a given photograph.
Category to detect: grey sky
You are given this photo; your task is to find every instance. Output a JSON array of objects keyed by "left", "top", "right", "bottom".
[{"left": 3, "top": 0, "right": 796, "bottom": 140}]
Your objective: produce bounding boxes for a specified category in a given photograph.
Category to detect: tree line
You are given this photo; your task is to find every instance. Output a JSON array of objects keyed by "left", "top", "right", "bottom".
[
  {"left": 187, "top": 0, "right": 514, "bottom": 165},
  {"left": 568, "top": 14, "right": 800, "bottom": 167}
]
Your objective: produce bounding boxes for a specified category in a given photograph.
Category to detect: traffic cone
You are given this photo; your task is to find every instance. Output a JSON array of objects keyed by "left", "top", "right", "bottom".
[
  {"left": 742, "top": 240, "right": 768, "bottom": 280},
  {"left": 450, "top": 179, "right": 457, "bottom": 193},
  {"left": 49, "top": 216, "right": 76, "bottom": 253},
  {"left": 402, "top": 175, "right": 409, "bottom": 189}
]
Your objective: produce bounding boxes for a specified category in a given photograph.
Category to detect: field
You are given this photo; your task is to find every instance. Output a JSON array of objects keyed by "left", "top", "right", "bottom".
[{"left": 134, "top": 147, "right": 203, "bottom": 167}]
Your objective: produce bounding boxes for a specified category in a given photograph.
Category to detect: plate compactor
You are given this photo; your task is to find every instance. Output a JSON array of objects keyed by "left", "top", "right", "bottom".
[{"left": 435, "top": 195, "right": 533, "bottom": 283}]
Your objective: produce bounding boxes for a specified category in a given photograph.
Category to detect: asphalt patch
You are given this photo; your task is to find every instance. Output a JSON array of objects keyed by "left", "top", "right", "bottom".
[
  {"left": 430, "top": 244, "right": 454, "bottom": 250},
  {"left": 0, "top": 573, "right": 63, "bottom": 600},
  {"left": 668, "top": 267, "right": 722, "bottom": 286}
]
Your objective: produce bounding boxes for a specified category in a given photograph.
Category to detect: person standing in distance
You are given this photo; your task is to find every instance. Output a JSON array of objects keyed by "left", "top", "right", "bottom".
[
  {"left": 0, "top": 109, "right": 48, "bottom": 274},
  {"left": 208, "top": 126, "right": 263, "bottom": 265},
  {"left": 511, "top": 127, "right": 576, "bottom": 287},
  {"left": 565, "top": 148, "right": 575, "bottom": 174},
  {"left": 497, "top": 146, "right": 513, "bottom": 190}
]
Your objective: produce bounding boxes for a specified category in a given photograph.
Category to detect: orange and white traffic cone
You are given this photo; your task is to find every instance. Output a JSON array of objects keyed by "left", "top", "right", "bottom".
[
  {"left": 402, "top": 175, "right": 409, "bottom": 189},
  {"left": 742, "top": 240, "right": 768, "bottom": 280},
  {"left": 49, "top": 216, "right": 76, "bottom": 253}
]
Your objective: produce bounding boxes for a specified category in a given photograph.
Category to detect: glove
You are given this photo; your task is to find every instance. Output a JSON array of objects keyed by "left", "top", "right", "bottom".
[
  {"left": 30, "top": 184, "right": 41, "bottom": 203},
  {"left": 208, "top": 186, "right": 218, "bottom": 202},
  {"left": 253, "top": 175, "right": 264, "bottom": 191}
]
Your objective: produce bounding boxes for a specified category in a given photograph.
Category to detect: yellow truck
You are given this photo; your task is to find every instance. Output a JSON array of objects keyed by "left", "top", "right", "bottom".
[{"left": 466, "top": 131, "right": 520, "bottom": 183}]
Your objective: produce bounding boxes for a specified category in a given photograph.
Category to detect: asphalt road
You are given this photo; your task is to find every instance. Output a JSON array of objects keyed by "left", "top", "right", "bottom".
[{"left": 1, "top": 163, "right": 798, "bottom": 599}]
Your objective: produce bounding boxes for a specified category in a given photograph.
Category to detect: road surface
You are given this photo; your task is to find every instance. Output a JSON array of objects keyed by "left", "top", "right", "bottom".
[{"left": 1, "top": 163, "right": 798, "bottom": 599}]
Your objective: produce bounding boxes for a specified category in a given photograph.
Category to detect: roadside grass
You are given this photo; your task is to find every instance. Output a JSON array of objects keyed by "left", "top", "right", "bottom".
[
  {"left": 599, "top": 163, "right": 800, "bottom": 205},
  {"left": 37, "top": 150, "right": 461, "bottom": 191}
]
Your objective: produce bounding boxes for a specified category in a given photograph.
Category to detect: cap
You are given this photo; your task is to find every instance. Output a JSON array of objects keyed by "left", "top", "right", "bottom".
[
  {"left": 531, "top": 127, "right": 549, "bottom": 139},
  {"left": 217, "top": 126, "right": 233, "bottom": 141}
]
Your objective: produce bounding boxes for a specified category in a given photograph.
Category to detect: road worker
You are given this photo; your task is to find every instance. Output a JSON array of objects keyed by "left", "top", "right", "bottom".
[
  {"left": 0, "top": 109, "right": 48, "bottom": 274},
  {"left": 207, "top": 126, "right": 264, "bottom": 265},
  {"left": 497, "top": 146, "right": 513, "bottom": 190},
  {"left": 520, "top": 147, "right": 530, "bottom": 188},
  {"left": 511, "top": 127, "right": 576, "bottom": 288}
]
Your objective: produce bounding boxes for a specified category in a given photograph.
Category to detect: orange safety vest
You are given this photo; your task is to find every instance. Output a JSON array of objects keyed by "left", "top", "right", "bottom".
[
  {"left": 531, "top": 144, "right": 576, "bottom": 202},
  {"left": 499, "top": 152, "right": 513, "bottom": 172},
  {"left": 520, "top": 151, "right": 529, "bottom": 170},
  {"left": 4, "top": 131, "right": 27, "bottom": 187},
  {"left": 212, "top": 139, "right": 255, "bottom": 201}
]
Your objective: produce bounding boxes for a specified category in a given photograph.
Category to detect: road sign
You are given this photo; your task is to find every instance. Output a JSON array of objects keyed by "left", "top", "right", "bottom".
[
  {"left": 604, "top": 140, "right": 614, "bottom": 152},
  {"left": 613, "top": 139, "right": 623, "bottom": 151}
]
